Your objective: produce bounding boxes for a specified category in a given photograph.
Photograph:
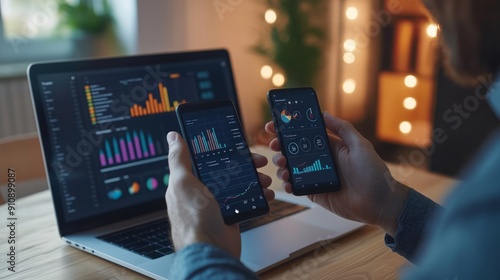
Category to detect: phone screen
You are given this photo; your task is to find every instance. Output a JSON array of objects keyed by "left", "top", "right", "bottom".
[
  {"left": 268, "top": 88, "right": 341, "bottom": 195},
  {"left": 176, "top": 100, "right": 269, "bottom": 224}
]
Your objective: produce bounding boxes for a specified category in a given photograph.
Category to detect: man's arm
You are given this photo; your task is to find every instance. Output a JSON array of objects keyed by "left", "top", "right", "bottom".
[{"left": 165, "top": 132, "right": 273, "bottom": 279}]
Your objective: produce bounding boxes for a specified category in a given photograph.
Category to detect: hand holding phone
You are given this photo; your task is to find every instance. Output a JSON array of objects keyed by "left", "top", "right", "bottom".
[
  {"left": 267, "top": 87, "right": 341, "bottom": 195},
  {"left": 176, "top": 99, "right": 269, "bottom": 224}
]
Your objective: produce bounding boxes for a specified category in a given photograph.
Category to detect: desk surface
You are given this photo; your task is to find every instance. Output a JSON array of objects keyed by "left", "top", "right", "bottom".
[{"left": 0, "top": 146, "right": 458, "bottom": 279}]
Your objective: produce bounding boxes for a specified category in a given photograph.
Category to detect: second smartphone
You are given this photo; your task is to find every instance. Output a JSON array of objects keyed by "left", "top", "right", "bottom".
[{"left": 267, "top": 87, "right": 341, "bottom": 195}]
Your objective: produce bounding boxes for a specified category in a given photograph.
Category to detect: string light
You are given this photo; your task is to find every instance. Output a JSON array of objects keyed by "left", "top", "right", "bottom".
[
  {"left": 345, "top": 7, "right": 358, "bottom": 20},
  {"left": 343, "top": 79, "right": 356, "bottom": 94},
  {"left": 426, "top": 23, "right": 438, "bottom": 38},
  {"left": 343, "top": 52, "right": 355, "bottom": 64},
  {"left": 404, "top": 75, "right": 418, "bottom": 88},
  {"left": 272, "top": 73, "right": 285, "bottom": 87},
  {"left": 260, "top": 65, "right": 273, "bottom": 79},
  {"left": 265, "top": 9, "right": 277, "bottom": 24},
  {"left": 399, "top": 121, "right": 412, "bottom": 134},
  {"left": 403, "top": 97, "right": 417, "bottom": 110},
  {"left": 343, "top": 39, "right": 357, "bottom": 52}
]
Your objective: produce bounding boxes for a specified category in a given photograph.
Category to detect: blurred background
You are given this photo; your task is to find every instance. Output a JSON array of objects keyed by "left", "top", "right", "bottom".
[{"left": 1, "top": 0, "right": 499, "bottom": 200}]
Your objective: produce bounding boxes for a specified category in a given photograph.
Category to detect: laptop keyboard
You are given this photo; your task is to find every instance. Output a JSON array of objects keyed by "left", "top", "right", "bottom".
[
  {"left": 98, "top": 200, "right": 308, "bottom": 259},
  {"left": 98, "top": 219, "right": 174, "bottom": 259}
]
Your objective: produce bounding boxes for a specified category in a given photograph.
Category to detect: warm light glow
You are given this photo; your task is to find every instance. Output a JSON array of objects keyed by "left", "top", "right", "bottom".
[
  {"left": 265, "top": 9, "right": 277, "bottom": 24},
  {"left": 404, "top": 75, "right": 418, "bottom": 88},
  {"left": 272, "top": 73, "right": 285, "bottom": 87},
  {"left": 426, "top": 24, "right": 438, "bottom": 38},
  {"left": 260, "top": 65, "right": 273, "bottom": 79},
  {"left": 399, "top": 121, "right": 412, "bottom": 134},
  {"left": 343, "top": 52, "right": 355, "bottom": 64},
  {"left": 343, "top": 39, "right": 357, "bottom": 52},
  {"left": 343, "top": 79, "right": 356, "bottom": 94},
  {"left": 345, "top": 7, "right": 359, "bottom": 20},
  {"left": 403, "top": 97, "right": 417, "bottom": 110}
]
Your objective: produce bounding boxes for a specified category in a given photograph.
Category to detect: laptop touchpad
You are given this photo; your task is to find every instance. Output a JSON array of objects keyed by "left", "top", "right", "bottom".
[{"left": 240, "top": 213, "right": 335, "bottom": 269}]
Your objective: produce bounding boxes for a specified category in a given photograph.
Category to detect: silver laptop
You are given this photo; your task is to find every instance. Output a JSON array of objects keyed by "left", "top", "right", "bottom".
[{"left": 28, "top": 49, "right": 362, "bottom": 279}]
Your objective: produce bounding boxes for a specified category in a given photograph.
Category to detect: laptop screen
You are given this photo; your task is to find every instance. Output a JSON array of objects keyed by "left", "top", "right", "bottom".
[{"left": 29, "top": 50, "right": 241, "bottom": 234}]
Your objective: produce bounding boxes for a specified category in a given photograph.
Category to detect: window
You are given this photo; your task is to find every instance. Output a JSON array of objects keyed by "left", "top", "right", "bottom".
[
  {"left": 0, "top": 0, "right": 73, "bottom": 67},
  {"left": 0, "top": 0, "right": 138, "bottom": 76}
]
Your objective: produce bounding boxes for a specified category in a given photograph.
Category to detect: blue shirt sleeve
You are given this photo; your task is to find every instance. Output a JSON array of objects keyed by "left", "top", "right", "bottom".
[
  {"left": 403, "top": 130, "right": 500, "bottom": 279},
  {"left": 384, "top": 188, "right": 442, "bottom": 262},
  {"left": 170, "top": 243, "right": 259, "bottom": 280}
]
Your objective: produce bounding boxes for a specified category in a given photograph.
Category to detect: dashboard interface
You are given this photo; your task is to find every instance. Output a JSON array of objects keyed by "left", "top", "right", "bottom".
[
  {"left": 269, "top": 89, "right": 340, "bottom": 193},
  {"left": 34, "top": 58, "right": 238, "bottom": 222}
]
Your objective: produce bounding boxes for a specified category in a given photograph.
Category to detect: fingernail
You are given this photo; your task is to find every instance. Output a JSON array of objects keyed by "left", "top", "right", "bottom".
[
  {"left": 323, "top": 111, "right": 333, "bottom": 119},
  {"left": 167, "top": 132, "right": 177, "bottom": 144}
]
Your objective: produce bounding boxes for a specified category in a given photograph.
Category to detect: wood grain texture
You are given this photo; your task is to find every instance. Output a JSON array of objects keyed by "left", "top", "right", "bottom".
[{"left": 0, "top": 147, "right": 457, "bottom": 279}]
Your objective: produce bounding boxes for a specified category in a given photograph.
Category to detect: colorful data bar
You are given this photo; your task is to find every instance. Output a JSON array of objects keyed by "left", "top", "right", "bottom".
[
  {"left": 85, "top": 85, "right": 97, "bottom": 125},
  {"left": 129, "top": 82, "right": 185, "bottom": 118},
  {"left": 191, "top": 128, "right": 227, "bottom": 154},
  {"left": 99, "top": 130, "right": 157, "bottom": 167}
]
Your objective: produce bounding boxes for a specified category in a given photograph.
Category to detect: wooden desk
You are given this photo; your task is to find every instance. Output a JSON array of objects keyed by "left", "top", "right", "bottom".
[{"left": 0, "top": 147, "right": 458, "bottom": 279}]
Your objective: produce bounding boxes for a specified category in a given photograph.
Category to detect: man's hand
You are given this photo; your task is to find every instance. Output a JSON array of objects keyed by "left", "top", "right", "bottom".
[
  {"left": 266, "top": 112, "right": 409, "bottom": 237},
  {"left": 165, "top": 131, "right": 275, "bottom": 257}
]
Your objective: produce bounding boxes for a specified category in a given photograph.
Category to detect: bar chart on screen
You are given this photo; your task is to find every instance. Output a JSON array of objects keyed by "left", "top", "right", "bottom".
[
  {"left": 190, "top": 127, "right": 227, "bottom": 154},
  {"left": 129, "top": 82, "right": 186, "bottom": 117},
  {"left": 292, "top": 158, "right": 332, "bottom": 175},
  {"left": 98, "top": 129, "right": 168, "bottom": 172},
  {"left": 84, "top": 70, "right": 213, "bottom": 124},
  {"left": 128, "top": 72, "right": 201, "bottom": 118}
]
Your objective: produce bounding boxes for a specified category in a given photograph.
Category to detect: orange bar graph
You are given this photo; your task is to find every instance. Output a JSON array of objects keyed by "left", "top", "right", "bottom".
[
  {"left": 129, "top": 83, "right": 185, "bottom": 118},
  {"left": 159, "top": 83, "right": 167, "bottom": 112},
  {"left": 154, "top": 100, "right": 159, "bottom": 113},
  {"left": 164, "top": 86, "right": 171, "bottom": 112}
]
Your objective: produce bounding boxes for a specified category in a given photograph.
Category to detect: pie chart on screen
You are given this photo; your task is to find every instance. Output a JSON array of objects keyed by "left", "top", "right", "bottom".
[
  {"left": 281, "top": 110, "right": 292, "bottom": 124},
  {"left": 129, "top": 182, "right": 140, "bottom": 195},
  {"left": 146, "top": 177, "right": 158, "bottom": 191},
  {"left": 306, "top": 108, "right": 318, "bottom": 122}
]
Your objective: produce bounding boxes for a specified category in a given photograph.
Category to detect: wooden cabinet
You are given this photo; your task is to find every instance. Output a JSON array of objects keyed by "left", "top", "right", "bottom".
[{"left": 376, "top": 0, "right": 437, "bottom": 147}]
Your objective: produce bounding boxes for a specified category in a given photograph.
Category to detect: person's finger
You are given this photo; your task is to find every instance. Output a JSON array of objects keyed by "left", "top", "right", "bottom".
[
  {"left": 258, "top": 172, "right": 272, "bottom": 188},
  {"left": 262, "top": 188, "right": 275, "bottom": 201},
  {"left": 269, "top": 138, "right": 281, "bottom": 152},
  {"left": 327, "top": 133, "right": 347, "bottom": 158},
  {"left": 323, "top": 112, "right": 365, "bottom": 147},
  {"left": 272, "top": 153, "right": 287, "bottom": 168},
  {"left": 276, "top": 167, "right": 290, "bottom": 181},
  {"left": 264, "top": 121, "right": 276, "bottom": 135},
  {"left": 282, "top": 182, "right": 292, "bottom": 193},
  {"left": 166, "top": 132, "right": 192, "bottom": 178},
  {"left": 252, "top": 153, "right": 268, "bottom": 168}
]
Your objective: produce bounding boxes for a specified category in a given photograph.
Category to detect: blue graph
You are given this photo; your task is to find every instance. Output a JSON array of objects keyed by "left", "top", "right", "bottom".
[{"left": 292, "top": 159, "right": 332, "bottom": 175}]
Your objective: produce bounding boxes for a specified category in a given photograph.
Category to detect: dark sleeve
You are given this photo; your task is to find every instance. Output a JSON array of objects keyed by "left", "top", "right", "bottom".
[
  {"left": 384, "top": 188, "right": 442, "bottom": 263},
  {"left": 170, "top": 243, "right": 259, "bottom": 280}
]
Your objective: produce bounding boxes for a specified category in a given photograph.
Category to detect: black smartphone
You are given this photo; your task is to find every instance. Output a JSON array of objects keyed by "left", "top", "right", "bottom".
[
  {"left": 175, "top": 99, "right": 269, "bottom": 224},
  {"left": 267, "top": 87, "right": 341, "bottom": 195}
]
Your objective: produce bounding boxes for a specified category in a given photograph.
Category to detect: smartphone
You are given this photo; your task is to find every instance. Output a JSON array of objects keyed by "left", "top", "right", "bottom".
[
  {"left": 267, "top": 87, "right": 341, "bottom": 195},
  {"left": 175, "top": 99, "right": 269, "bottom": 224}
]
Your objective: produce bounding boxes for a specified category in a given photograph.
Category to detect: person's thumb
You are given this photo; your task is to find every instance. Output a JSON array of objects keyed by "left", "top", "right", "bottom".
[
  {"left": 323, "top": 112, "right": 365, "bottom": 147},
  {"left": 167, "top": 131, "right": 192, "bottom": 176}
]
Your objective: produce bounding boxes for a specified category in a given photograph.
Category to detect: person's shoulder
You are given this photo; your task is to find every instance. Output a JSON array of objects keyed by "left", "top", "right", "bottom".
[{"left": 444, "top": 129, "right": 500, "bottom": 212}]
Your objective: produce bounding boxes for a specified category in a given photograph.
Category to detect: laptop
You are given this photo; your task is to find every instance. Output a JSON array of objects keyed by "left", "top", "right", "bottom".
[{"left": 28, "top": 49, "right": 363, "bottom": 279}]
